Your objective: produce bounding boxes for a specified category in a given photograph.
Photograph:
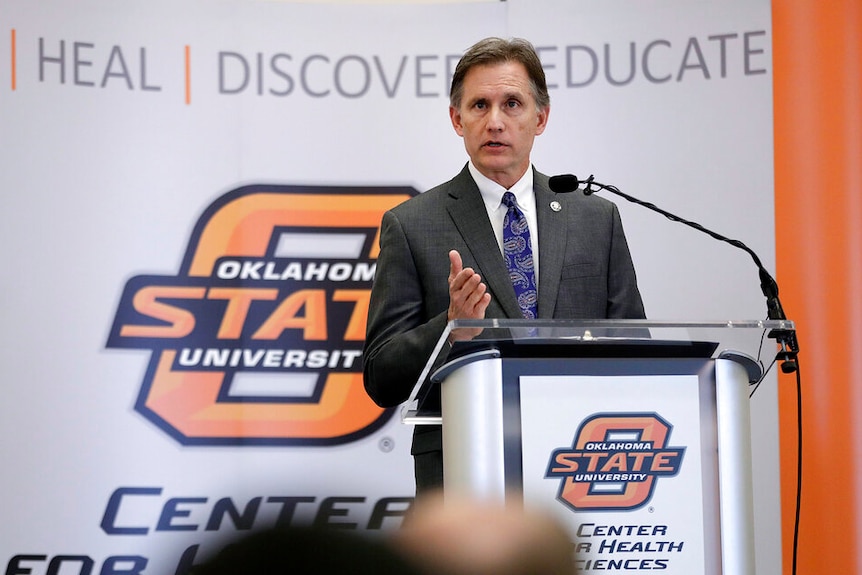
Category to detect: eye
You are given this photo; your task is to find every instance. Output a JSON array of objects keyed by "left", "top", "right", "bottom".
[
  {"left": 475, "top": 101, "right": 487, "bottom": 110},
  {"left": 506, "top": 99, "right": 520, "bottom": 109}
]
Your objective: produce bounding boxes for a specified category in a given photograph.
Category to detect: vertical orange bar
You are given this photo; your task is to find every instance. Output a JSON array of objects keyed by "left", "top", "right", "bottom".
[
  {"left": 185, "top": 45, "right": 191, "bottom": 105},
  {"left": 773, "top": 1, "right": 862, "bottom": 574},
  {"left": 11, "top": 28, "right": 16, "bottom": 90}
]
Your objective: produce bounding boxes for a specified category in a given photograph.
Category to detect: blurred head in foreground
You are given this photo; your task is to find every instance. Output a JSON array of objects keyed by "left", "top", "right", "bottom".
[
  {"left": 394, "top": 492, "right": 574, "bottom": 575},
  {"left": 191, "top": 492, "right": 573, "bottom": 575}
]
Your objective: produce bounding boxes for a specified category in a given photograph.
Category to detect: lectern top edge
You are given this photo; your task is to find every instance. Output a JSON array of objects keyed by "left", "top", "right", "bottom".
[{"left": 401, "top": 318, "right": 794, "bottom": 424}]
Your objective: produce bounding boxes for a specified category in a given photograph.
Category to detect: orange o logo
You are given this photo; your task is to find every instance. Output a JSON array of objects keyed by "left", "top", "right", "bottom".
[
  {"left": 546, "top": 413, "right": 685, "bottom": 511},
  {"left": 107, "top": 184, "right": 416, "bottom": 445}
]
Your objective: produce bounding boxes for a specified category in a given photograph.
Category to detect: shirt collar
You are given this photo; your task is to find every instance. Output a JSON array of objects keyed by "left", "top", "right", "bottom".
[{"left": 468, "top": 161, "right": 535, "bottom": 214}]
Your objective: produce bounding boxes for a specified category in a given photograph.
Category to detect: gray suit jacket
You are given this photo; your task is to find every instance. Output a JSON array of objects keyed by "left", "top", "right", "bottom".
[{"left": 362, "top": 165, "right": 645, "bottom": 464}]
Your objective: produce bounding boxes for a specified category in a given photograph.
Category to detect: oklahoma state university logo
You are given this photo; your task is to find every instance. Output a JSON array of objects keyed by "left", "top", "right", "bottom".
[
  {"left": 545, "top": 413, "right": 685, "bottom": 511},
  {"left": 107, "top": 184, "right": 416, "bottom": 445}
]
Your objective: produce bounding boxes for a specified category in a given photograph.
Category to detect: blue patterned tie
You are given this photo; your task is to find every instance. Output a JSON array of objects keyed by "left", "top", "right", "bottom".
[{"left": 502, "top": 192, "right": 538, "bottom": 319}]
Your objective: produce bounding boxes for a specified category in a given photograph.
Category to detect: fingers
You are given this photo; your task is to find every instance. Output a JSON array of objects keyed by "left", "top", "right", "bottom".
[
  {"left": 474, "top": 289, "right": 491, "bottom": 316},
  {"left": 448, "top": 250, "right": 475, "bottom": 298},
  {"left": 448, "top": 250, "right": 491, "bottom": 321}
]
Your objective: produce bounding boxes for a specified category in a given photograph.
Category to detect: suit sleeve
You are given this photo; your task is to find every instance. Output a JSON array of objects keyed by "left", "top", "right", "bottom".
[
  {"left": 606, "top": 204, "right": 647, "bottom": 319},
  {"left": 362, "top": 210, "right": 449, "bottom": 408}
]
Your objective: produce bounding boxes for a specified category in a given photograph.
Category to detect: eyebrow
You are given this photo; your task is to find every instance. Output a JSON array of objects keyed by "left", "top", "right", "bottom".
[{"left": 467, "top": 91, "right": 525, "bottom": 107}]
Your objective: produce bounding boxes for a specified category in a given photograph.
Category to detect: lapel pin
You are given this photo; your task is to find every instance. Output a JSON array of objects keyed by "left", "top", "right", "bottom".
[{"left": 550, "top": 201, "right": 562, "bottom": 212}]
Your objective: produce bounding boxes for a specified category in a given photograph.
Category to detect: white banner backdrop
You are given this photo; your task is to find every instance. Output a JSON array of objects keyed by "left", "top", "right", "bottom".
[{"left": 0, "top": 0, "right": 780, "bottom": 573}]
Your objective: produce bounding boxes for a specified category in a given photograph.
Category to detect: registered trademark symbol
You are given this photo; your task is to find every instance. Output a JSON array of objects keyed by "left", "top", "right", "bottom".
[
  {"left": 648, "top": 506, "right": 655, "bottom": 513},
  {"left": 378, "top": 437, "right": 395, "bottom": 452}
]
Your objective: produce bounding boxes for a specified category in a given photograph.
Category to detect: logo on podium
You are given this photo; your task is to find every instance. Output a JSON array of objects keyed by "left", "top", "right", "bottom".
[{"left": 545, "top": 413, "right": 685, "bottom": 511}]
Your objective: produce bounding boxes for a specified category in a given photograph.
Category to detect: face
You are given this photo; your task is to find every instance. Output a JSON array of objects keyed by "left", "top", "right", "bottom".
[{"left": 450, "top": 61, "right": 550, "bottom": 190}]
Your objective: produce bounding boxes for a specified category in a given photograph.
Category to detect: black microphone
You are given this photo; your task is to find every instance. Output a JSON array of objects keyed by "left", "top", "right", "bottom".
[
  {"left": 550, "top": 173, "right": 799, "bottom": 373},
  {"left": 548, "top": 174, "right": 581, "bottom": 193}
]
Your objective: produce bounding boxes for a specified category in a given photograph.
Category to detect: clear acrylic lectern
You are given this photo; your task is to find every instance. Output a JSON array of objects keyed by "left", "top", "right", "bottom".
[{"left": 402, "top": 318, "right": 795, "bottom": 575}]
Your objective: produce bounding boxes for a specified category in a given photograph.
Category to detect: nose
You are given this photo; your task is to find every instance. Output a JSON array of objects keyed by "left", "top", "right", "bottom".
[{"left": 487, "top": 106, "right": 505, "bottom": 131}]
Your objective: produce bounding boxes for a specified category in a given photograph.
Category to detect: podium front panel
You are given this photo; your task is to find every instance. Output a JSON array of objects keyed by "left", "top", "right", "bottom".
[{"left": 515, "top": 357, "right": 718, "bottom": 574}]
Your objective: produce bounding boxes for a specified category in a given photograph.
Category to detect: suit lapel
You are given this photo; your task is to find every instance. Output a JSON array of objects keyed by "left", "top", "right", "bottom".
[
  {"left": 535, "top": 172, "right": 567, "bottom": 318},
  {"left": 446, "top": 167, "right": 522, "bottom": 319}
]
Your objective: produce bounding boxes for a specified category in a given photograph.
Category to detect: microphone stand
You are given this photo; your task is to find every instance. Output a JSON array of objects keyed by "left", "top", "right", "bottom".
[{"left": 566, "top": 174, "right": 799, "bottom": 373}]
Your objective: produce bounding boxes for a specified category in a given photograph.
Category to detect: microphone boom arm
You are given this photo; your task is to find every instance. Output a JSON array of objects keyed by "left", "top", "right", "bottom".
[{"left": 578, "top": 174, "right": 799, "bottom": 373}]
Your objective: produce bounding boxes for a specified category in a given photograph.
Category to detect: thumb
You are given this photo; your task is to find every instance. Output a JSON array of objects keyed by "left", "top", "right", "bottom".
[{"left": 448, "top": 250, "right": 463, "bottom": 280}]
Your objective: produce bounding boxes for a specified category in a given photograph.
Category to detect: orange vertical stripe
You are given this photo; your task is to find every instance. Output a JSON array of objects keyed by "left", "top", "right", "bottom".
[
  {"left": 11, "top": 28, "right": 16, "bottom": 90},
  {"left": 185, "top": 45, "right": 191, "bottom": 105},
  {"left": 773, "top": 1, "right": 862, "bottom": 574}
]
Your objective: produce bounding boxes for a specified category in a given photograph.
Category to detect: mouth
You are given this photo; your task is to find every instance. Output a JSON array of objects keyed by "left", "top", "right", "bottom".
[{"left": 483, "top": 141, "right": 507, "bottom": 149}]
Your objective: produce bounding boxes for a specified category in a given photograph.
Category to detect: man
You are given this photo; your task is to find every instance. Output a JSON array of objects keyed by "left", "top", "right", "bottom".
[{"left": 363, "top": 37, "right": 645, "bottom": 493}]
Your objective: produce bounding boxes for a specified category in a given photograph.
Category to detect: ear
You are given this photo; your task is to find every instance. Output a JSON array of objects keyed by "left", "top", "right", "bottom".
[
  {"left": 535, "top": 105, "right": 550, "bottom": 136},
  {"left": 449, "top": 106, "right": 464, "bottom": 137}
]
